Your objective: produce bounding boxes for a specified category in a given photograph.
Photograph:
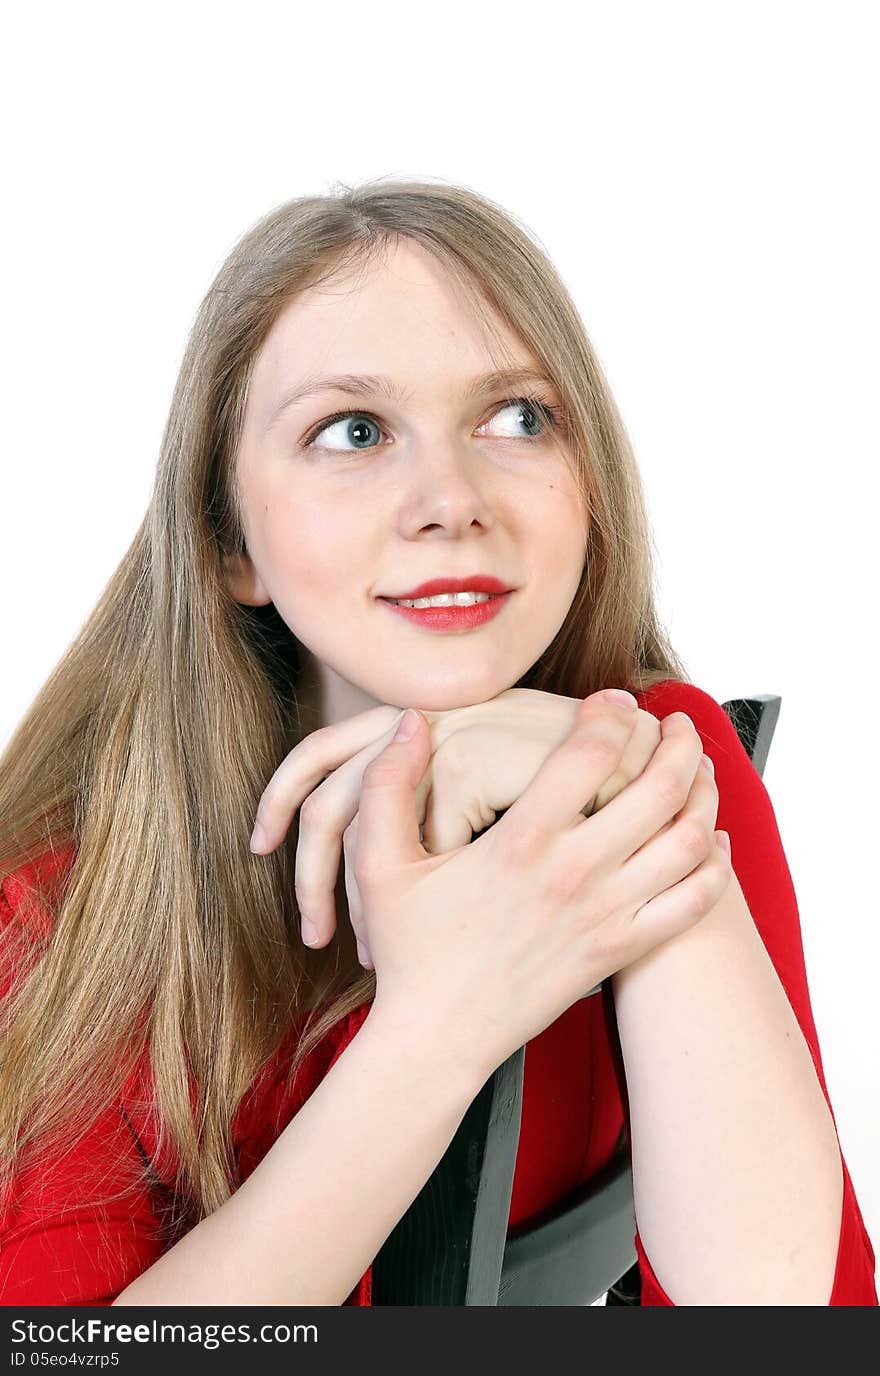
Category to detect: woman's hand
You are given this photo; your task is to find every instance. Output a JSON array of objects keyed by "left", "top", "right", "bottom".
[
  {"left": 352, "top": 695, "right": 731, "bottom": 1088},
  {"left": 249, "top": 689, "right": 661, "bottom": 967},
  {"left": 413, "top": 689, "right": 662, "bottom": 852}
]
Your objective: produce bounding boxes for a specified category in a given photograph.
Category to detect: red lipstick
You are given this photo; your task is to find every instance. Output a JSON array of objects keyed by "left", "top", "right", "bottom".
[
  {"left": 381, "top": 574, "right": 512, "bottom": 599},
  {"left": 377, "top": 575, "right": 515, "bottom": 633}
]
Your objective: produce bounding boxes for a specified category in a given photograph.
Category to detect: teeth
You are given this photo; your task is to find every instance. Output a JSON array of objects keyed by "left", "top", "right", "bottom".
[{"left": 391, "top": 591, "right": 496, "bottom": 608}]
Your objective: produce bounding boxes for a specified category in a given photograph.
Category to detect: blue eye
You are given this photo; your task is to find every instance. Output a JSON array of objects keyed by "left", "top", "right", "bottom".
[{"left": 302, "top": 396, "right": 566, "bottom": 455}]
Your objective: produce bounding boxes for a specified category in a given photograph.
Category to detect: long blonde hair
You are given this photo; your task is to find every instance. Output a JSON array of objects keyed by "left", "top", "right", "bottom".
[{"left": 0, "top": 177, "right": 690, "bottom": 1240}]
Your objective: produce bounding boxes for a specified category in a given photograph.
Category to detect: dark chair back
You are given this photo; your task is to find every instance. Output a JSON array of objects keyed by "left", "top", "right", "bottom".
[{"left": 371, "top": 694, "right": 782, "bottom": 1305}]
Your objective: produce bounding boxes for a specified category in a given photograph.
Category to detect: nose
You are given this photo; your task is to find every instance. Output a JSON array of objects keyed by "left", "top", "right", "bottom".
[{"left": 396, "top": 440, "right": 498, "bottom": 538}]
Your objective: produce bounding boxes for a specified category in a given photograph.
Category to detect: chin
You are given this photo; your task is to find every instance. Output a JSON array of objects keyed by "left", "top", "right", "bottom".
[{"left": 386, "top": 679, "right": 520, "bottom": 713}]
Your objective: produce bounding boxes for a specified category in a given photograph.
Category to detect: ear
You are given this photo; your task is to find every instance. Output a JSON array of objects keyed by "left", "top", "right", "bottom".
[{"left": 221, "top": 550, "right": 272, "bottom": 606}]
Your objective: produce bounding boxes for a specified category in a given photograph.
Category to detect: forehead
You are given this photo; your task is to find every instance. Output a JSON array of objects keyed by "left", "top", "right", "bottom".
[{"left": 249, "top": 240, "right": 539, "bottom": 411}]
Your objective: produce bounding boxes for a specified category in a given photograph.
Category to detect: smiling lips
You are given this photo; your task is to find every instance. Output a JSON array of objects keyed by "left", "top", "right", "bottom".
[{"left": 378, "top": 589, "right": 513, "bottom": 632}]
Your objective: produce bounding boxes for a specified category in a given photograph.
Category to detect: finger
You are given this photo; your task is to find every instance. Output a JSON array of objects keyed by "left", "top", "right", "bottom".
[
  {"left": 622, "top": 837, "right": 732, "bottom": 961},
  {"left": 294, "top": 733, "right": 401, "bottom": 947},
  {"left": 493, "top": 689, "right": 642, "bottom": 855},
  {"left": 355, "top": 709, "right": 432, "bottom": 882},
  {"left": 610, "top": 745, "right": 720, "bottom": 909},
  {"left": 251, "top": 704, "right": 403, "bottom": 853},
  {"left": 565, "top": 712, "right": 705, "bottom": 869},
  {"left": 422, "top": 795, "right": 483, "bottom": 854},
  {"left": 420, "top": 745, "right": 488, "bottom": 852},
  {"left": 342, "top": 818, "right": 372, "bottom": 969},
  {"left": 590, "top": 709, "right": 662, "bottom": 814}
]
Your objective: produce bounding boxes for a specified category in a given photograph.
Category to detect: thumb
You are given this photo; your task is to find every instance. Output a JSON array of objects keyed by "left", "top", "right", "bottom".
[{"left": 356, "top": 709, "right": 430, "bottom": 870}]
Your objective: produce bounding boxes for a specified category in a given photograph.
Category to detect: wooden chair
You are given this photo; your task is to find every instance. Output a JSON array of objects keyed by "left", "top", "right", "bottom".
[{"left": 371, "top": 693, "right": 782, "bottom": 1306}]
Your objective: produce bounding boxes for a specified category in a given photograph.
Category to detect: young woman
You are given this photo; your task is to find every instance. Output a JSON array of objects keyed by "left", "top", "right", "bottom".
[{"left": 0, "top": 180, "right": 875, "bottom": 1307}]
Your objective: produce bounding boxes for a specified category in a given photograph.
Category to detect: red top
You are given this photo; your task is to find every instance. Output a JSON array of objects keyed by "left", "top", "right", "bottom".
[{"left": 0, "top": 680, "right": 876, "bottom": 1306}]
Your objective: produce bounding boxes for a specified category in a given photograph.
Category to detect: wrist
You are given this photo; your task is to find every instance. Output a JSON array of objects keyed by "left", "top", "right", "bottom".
[{"left": 364, "top": 997, "right": 487, "bottom": 1108}]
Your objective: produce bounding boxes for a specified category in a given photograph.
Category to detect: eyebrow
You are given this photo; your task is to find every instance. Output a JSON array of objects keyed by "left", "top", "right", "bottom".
[{"left": 266, "top": 367, "right": 558, "bottom": 430}]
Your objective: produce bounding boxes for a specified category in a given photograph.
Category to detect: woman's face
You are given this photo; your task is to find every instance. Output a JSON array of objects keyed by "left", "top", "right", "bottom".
[{"left": 225, "top": 238, "right": 588, "bottom": 724}]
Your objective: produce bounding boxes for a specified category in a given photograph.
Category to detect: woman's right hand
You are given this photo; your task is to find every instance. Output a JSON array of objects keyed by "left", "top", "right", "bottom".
[{"left": 355, "top": 690, "right": 732, "bottom": 1089}]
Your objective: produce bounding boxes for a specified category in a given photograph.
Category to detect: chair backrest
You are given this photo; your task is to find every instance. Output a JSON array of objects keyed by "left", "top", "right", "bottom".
[{"left": 371, "top": 694, "right": 782, "bottom": 1305}]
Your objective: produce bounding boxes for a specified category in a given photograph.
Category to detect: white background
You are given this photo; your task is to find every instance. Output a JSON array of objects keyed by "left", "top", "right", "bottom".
[{"left": 2, "top": 1, "right": 877, "bottom": 1298}]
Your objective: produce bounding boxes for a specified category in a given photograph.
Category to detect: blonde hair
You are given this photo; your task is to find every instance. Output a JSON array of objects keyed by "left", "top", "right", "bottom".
[{"left": 0, "top": 176, "right": 690, "bottom": 1241}]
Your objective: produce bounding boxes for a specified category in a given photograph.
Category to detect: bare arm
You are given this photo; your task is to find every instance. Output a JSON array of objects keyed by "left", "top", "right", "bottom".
[
  {"left": 112, "top": 1007, "right": 479, "bottom": 1306},
  {"left": 611, "top": 873, "right": 843, "bottom": 1305}
]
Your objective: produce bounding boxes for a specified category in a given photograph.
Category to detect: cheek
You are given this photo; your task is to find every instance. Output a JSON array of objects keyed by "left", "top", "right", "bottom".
[
  {"left": 531, "top": 479, "right": 588, "bottom": 573},
  {"left": 253, "top": 494, "right": 375, "bottom": 648},
  {"left": 261, "top": 498, "right": 359, "bottom": 588}
]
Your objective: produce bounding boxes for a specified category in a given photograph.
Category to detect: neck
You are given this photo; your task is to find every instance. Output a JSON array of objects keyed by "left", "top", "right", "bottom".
[{"left": 296, "top": 652, "right": 381, "bottom": 731}]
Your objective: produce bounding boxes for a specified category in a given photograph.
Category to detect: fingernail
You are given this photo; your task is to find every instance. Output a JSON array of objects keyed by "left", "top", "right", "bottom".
[
  {"left": 700, "top": 753, "right": 715, "bottom": 775},
  {"left": 302, "top": 918, "right": 319, "bottom": 946},
  {"left": 249, "top": 822, "right": 268, "bottom": 853},
  {"left": 394, "top": 708, "right": 418, "bottom": 741},
  {"left": 603, "top": 689, "right": 638, "bottom": 711},
  {"left": 716, "top": 830, "right": 731, "bottom": 855},
  {"left": 356, "top": 939, "right": 373, "bottom": 968}
]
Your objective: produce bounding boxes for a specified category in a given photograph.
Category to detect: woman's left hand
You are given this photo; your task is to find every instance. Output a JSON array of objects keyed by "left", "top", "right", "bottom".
[{"left": 249, "top": 688, "right": 661, "bottom": 968}]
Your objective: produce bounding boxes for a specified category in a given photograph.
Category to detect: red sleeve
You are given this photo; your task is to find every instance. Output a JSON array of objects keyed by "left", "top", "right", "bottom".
[
  {"left": 629, "top": 681, "right": 878, "bottom": 1306},
  {"left": 2, "top": 863, "right": 378, "bottom": 1308},
  {"left": 0, "top": 1112, "right": 171, "bottom": 1307},
  {"left": 0, "top": 885, "right": 169, "bottom": 1306}
]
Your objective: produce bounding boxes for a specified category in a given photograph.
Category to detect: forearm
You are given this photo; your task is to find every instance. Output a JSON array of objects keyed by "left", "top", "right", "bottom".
[
  {"left": 610, "top": 881, "right": 843, "bottom": 1305},
  {"left": 113, "top": 1008, "right": 479, "bottom": 1306}
]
